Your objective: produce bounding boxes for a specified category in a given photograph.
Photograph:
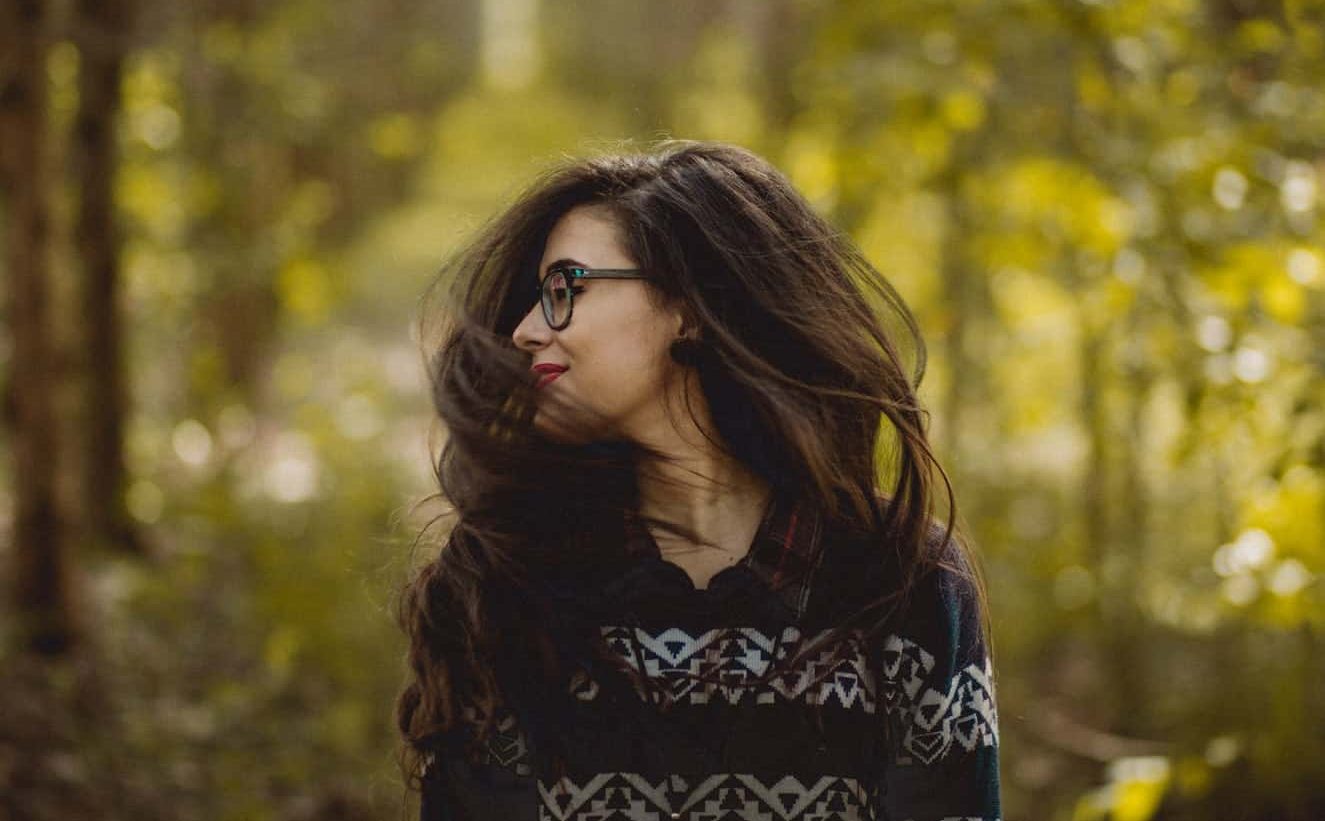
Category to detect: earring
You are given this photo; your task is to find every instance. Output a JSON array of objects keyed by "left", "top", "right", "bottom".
[{"left": 669, "top": 336, "right": 705, "bottom": 367}]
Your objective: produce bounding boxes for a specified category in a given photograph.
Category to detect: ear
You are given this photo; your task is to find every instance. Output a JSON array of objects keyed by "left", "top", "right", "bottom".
[
  {"left": 666, "top": 305, "right": 684, "bottom": 339},
  {"left": 670, "top": 304, "right": 699, "bottom": 340}
]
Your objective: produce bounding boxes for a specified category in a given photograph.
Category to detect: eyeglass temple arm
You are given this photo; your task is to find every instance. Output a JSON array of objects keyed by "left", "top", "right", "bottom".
[
  {"left": 535, "top": 268, "right": 646, "bottom": 296},
  {"left": 566, "top": 268, "right": 647, "bottom": 279}
]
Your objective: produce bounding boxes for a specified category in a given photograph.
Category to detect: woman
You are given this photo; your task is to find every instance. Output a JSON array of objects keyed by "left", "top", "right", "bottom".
[{"left": 396, "top": 141, "right": 1000, "bottom": 820}]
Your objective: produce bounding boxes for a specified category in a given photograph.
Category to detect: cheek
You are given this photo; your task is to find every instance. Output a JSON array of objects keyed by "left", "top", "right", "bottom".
[
  {"left": 567, "top": 325, "right": 671, "bottom": 412},
  {"left": 576, "top": 345, "right": 662, "bottom": 402}
]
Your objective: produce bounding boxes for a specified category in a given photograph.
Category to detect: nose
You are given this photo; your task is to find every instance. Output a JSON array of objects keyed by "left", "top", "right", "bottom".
[{"left": 512, "top": 300, "right": 551, "bottom": 352}]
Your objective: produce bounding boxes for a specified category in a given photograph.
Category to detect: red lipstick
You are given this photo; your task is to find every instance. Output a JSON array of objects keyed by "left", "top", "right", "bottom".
[{"left": 531, "top": 363, "right": 567, "bottom": 389}]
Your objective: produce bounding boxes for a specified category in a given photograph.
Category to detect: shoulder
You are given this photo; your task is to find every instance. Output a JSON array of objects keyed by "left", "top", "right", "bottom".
[
  {"left": 888, "top": 523, "right": 991, "bottom": 672},
  {"left": 874, "top": 533, "right": 1002, "bottom": 816},
  {"left": 818, "top": 508, "right": 996, "bottom": 718},
  {"left": 809, "top": 503, "right": 989, "bottom": 630}
]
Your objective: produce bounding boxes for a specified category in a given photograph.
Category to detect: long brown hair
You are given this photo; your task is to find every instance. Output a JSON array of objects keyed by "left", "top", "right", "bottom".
[{"left": 394, "top": 140, "right": 990, "bottom": 790}]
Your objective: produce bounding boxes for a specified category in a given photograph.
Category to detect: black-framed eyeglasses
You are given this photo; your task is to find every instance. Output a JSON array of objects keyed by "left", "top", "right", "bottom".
[{"left": 534, "top": 264, "right": 647, "bottom": 330}]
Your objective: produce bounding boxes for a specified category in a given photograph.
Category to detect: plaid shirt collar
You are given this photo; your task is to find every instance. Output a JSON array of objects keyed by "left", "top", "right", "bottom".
[{"left": 619, "top": 493, "right": 826, "bottom": 620}]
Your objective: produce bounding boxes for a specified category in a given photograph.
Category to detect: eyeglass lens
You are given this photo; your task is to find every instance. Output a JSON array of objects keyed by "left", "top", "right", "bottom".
[{"left": 541, "top": 269, "right": 572, "bottom": 328}]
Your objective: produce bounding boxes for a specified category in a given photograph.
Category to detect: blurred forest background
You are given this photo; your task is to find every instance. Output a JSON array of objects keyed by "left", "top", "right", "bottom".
[{"left": 1, "top": 0, "right": 1323, "bottom": 819}]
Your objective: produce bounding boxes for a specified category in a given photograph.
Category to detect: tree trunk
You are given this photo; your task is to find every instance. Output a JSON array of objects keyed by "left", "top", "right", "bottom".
[
  {"left": 1, "top": 0, "right": 81, "bottom": 655},
  {"left": 1113, "top": 308, "right": 1153, "bottom": 734},
  {"left": 74, "top": 0, "right": 143, "bottom": 555},
  {"left": 1079, "top": 317, "right": 1114, "bottom": 717}
]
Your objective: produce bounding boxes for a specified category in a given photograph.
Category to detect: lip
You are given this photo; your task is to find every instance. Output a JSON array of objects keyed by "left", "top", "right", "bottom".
[{"left": 531, "top": 363, "right": 567, "bottom": 390}]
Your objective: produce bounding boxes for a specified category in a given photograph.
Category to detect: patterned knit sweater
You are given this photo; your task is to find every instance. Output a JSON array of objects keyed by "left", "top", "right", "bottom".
[{"left": 418, "top": 495, "right": 1001, "bottom": 821}]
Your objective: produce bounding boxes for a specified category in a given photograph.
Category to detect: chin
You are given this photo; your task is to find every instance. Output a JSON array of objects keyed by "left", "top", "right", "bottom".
[
  {"left": 531, "top": 399, "right": 618, "bottom": 445},
  {"left": 532, "top": 408, "right": 589, "bottom": 445}
]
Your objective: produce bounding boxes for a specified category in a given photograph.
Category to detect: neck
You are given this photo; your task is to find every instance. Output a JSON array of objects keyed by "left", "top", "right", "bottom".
[{"left": 629, "top": 376, "right": 771, "bottom": 558}]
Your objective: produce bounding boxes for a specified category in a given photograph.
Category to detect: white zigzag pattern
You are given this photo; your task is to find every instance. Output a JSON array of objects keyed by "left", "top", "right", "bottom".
[
  {"left": 601, "top": 625, "right": 875, "bottom": 710},
  {"left": 425, "top": 627, "right": 998, "bottom": 778},
  {"left": 879, "top": 635, "right": 999, "bottom": 766},
  {"left": 538, "top": 771, "right": 873, "bottom": 821},
  {"left": 602, "top": 626, "right": 998, "bottom": 767}
]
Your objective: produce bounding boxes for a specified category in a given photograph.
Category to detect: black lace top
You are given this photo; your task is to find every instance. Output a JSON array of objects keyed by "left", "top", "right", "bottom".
[{"left": 418, "top": 495, "right": 1001, "bottom": 821}]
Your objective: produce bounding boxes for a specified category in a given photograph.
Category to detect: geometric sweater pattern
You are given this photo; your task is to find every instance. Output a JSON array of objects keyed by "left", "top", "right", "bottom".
[{"left": 419, "top": 495, "right": 1001, "bottom": 821}]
